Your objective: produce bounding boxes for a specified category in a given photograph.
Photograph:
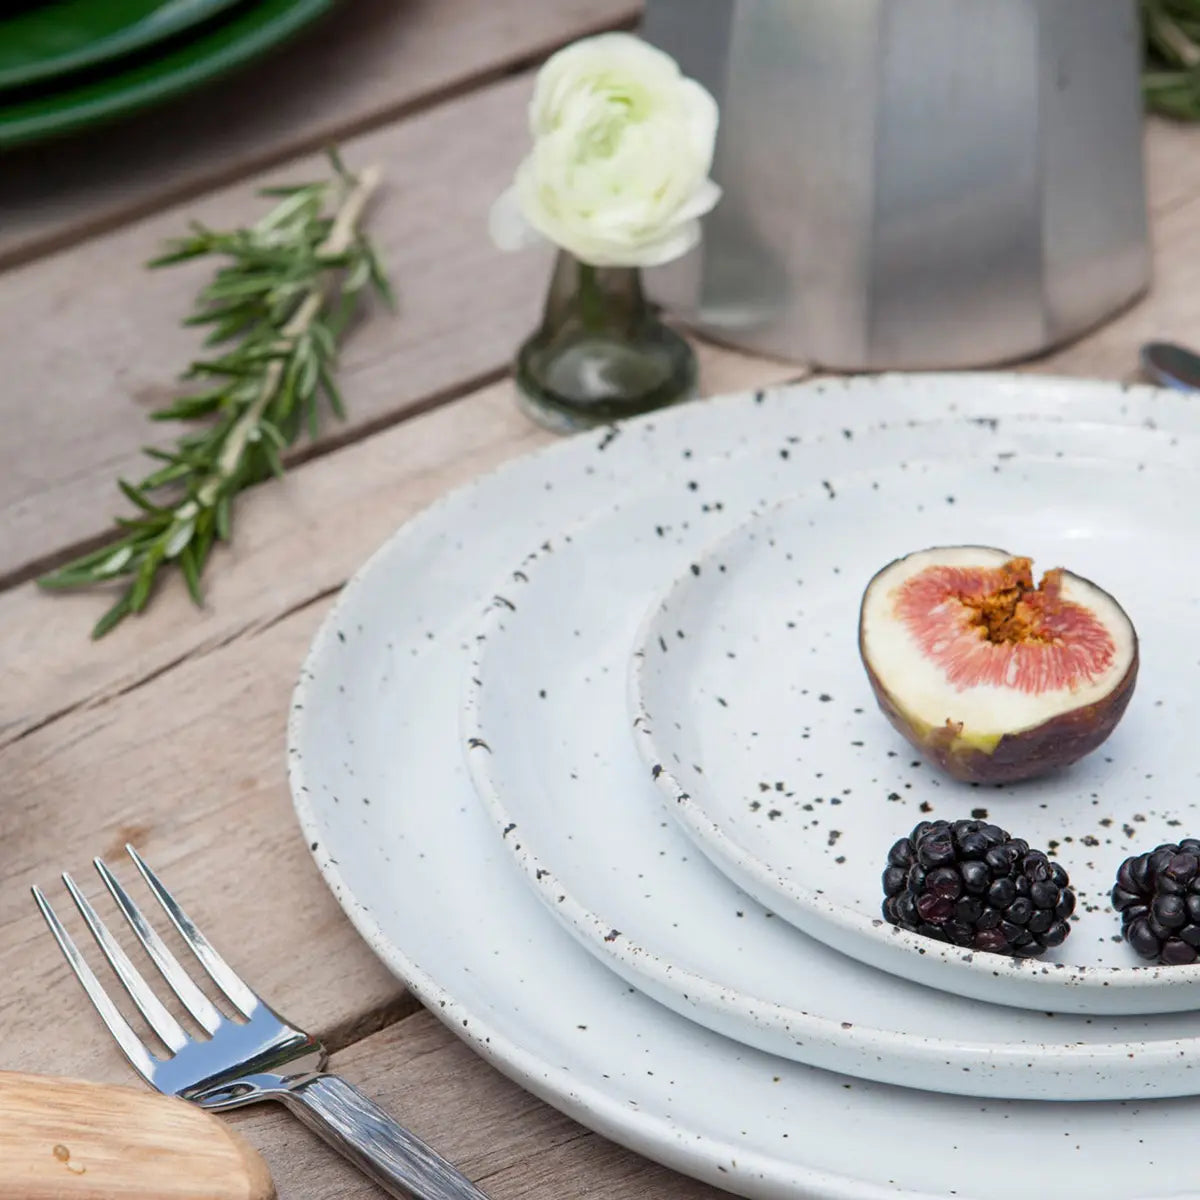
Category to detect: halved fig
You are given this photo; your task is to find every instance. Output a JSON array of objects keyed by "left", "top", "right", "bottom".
[{"left": 858, "top": 546, "right": 1138, "bottom": 784}]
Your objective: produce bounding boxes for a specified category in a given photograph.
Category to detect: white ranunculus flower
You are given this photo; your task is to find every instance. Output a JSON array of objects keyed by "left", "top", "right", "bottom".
[{"left": 489, "top": 32, "right": 721, "bottom": 268}]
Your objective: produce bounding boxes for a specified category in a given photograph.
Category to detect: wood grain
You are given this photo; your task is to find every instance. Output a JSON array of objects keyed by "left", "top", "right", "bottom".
[
  {"left": 1143, "top": 115, "right": 1200, "bottom": 219},
  {"left": 0, "top": 0, "right": 640, "bottom": 271},
  {"left": 1028, "top": 177, "right": 1200, "bottom": 380},
  {"left": 0, "top": 72, "right": 548, "bottom": 585},
  {"left": 0, "top": 593, "right": 405, "bottom": 1085},
  {"left": 5, "top": 112, "right": 1197, "bottom": 592},
  {"left": 0, "top": 351, "right": 806, "bottom": 1085},
  {"left": 1, "top": 344, "right": 803, "bottom": 747},
  {"left": 0, "top": 1072, "right": 273, "bottom": 1200},
  {"left": 228, "top": 1010, "right": 730, "bottom": 1200},
  {"left": 7, "top": 40, "right": 1200, "bottom": 1200}
]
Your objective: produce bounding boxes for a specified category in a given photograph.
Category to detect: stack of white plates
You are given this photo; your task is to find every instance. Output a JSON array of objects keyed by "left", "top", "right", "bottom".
[{"left": 289, "top": 374, "right": 1200, "bottom": 1200}]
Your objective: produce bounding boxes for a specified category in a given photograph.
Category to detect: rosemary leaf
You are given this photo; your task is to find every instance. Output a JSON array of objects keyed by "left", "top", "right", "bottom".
[
  {"left": 1143, "top": 0, "right": 1200, "bottom": 119},
  {"left": 93, "top": 598, "right": 134, "bottom": 639},
  {"left": 39, "top": 152, "right": 389, "bottom": 638}
]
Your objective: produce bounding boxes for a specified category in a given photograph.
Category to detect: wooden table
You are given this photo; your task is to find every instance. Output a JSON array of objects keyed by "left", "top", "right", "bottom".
[{"left": 3, "top": 4, "right": 1200, "bottom": 1196}]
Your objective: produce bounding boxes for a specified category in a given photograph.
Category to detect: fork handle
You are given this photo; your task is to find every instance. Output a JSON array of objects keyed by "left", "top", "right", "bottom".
[{"left": 280, "top": 1073, "right": 490, "bottom": 1200}]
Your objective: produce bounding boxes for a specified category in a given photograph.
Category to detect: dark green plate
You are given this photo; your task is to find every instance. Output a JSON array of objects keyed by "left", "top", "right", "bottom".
[
  {"left": 0, "top": 0, "right": 333, "bottom": 147},
  {"left": 0, "top": 0, "right": 244, "bottom": 92}
]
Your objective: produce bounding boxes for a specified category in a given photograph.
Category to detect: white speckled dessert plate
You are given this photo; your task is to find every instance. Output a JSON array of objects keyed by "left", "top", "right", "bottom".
[
  {"left": 291, "top": 375, "right": 1200, "bottom": 1200},
  {"left": 463, "top": 416, "right": 1200, "bottom": 1099},
  {"left": 632, "top": 451, "right": 1200, "bottom": 1016}
]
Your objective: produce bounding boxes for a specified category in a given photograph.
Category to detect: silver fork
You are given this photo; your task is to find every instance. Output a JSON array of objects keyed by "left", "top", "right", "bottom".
[{"left": 33, "top": 845, "right": 490, "bottom": 1200}]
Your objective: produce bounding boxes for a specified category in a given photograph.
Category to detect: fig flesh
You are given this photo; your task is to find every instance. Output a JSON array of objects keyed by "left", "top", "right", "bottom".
[{"left": 858, "top": 546, "right": 1138, "bottom": 784}]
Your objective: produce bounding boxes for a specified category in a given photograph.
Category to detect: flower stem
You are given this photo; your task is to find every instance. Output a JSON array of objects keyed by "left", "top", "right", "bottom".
[{"left": 576, "top": 261, "right": 607, "bottom": 333}]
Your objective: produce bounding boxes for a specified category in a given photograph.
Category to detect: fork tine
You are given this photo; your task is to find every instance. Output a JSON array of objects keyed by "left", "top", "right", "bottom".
[
  {"left": 32, "top": 885, "right": 159, "bottom": 1083},
  {"left": 125, "top": 845, "right": 258, "bottom": 1019},
  {"left": 61, "top": 873, "right": 189, "bottom": 1055},
  {"left": 94, "top": 857, "right": 223, "bottom": 1037}
]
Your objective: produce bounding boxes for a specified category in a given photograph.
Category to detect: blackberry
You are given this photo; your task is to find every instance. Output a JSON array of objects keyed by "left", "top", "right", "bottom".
[
  {"left": 1112, "top": 840, "right": 1200, "bottom": 965},
  {"left": 882, "top": 819, "right": 1075, "bottom": 957}
]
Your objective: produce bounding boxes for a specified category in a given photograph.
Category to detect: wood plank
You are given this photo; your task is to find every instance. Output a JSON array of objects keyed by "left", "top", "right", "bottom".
[
  {"left": 7, "top": 109, "right": 1198, "bottom": 590},
  {"left": 225, "top": 1010, "right": 729, "bottom": 1200},
  {"left": 0, "top": 592, "right": 407, "bottom": 1085},
  {"left": 0, "top": 72, "right": 549, "bottom": 585},
  {"left": 1026, "top": 174, "right": 1200, "bottom": 381},
  {"left": 0, "top": 0, "right": 640, "bottom": 270},
  {"left": 2, "top": 342, "right": 804, "bottom": 747},
  {"left": 1143, "top": 115, "right": 1200, "bottom": 219},
  {"left": 8, "top": 102, "right": 1197, "bottom": 593},
  {"left": 0, "top": 352, "right": 806, "bottom": 1075}
]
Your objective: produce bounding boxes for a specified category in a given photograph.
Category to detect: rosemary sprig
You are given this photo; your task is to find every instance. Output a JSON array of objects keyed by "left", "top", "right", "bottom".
[
  {"left": 1142, "top": 0, "right": 1200, "bottom": 119},
  {"left": 40, "top": 152, "right": 391, "bottom": 638}
]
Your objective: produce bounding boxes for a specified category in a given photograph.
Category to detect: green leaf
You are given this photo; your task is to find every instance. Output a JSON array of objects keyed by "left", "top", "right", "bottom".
[
  {"left": 365, "top": 244, "right": 396, "bottom": 309},
  {"left": 309, "top": 320, "right": 337, "bottom": 363},
  {"left": 185, "top": 358, "right": 258, "bottom": 379},
  {"left": 95, "top": 545, "right": 135, "bottom": 577},
  {"left": 200, "top": 275, "right": 277, "bottom": 304},
  {"left": 257, "top": 186, "right": 324, "bottom": 232},
  {"left": 92, "top": 594, "right": 134, "bottom": 639},
  {"left": 215, "top": 493, "right": 233, "bottom": 540},
  {"left": 163, "top": 518, "right": 196, "bottom": 559},
  {"left": 318, "top": 360, "right": 346, "bottom": 419},
  {"left": 150, "top": 391, "right": 225, "bottom": 421},
  {"left": 344, "top": 255, "right": 372, "bottom": 292},
  {"left": 140, "top": 461, "right": 194, "bottom": 489},
  {"left": 327, "top": 145, "right": 350, "bottom": 181},
  {"left": 298, "top": 345, "right": 320, "bottom": 400},
  {"left": 53, "top": 150, "right": 386, "bottom": 637},
  {"left": 258, "top": 181, "right": 320, "bottom": 197},
  {"left": 128, "top": 545, "right": 165, "bottom": 612},
  {"left": 262, "top": 438, "right": 285, "bottom": 479},
  {"left": 204, "top": 311, "right": 266, "bottom": 348},
  {"left": 179, "top": 543, "right": 204, "bottom": 607},
  {"left": 40, "top": 565, "right": 108, "bottom": 590},
  {"left": 258, "top": 418, "right": 288, "bottom": 449},
  {"left": 147, "top": 232, "right": 213, "bottom": 267},
  {"left": 118, "top": 478, "right": 166, "bottom": 513},
  {"left": 193, "top": 520, "right": 215, "bottom": 574},
  {"left": 39, "top": 538, "right": 138, "bottom": 587},
  {"left": 272, "top": 365, "right": 300, "bottom": 425}
]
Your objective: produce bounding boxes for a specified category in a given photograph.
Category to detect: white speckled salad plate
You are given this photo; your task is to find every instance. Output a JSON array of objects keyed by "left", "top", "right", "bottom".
[
  {"left": 631, "top": 449, "right": 1200, "bottom": 1017},
  {"left": 463, "top": 417, "right": 1200, "bottom": 1099},
  {"left": 291, "top": 375, "right": 1200, "bottom": 1200}
]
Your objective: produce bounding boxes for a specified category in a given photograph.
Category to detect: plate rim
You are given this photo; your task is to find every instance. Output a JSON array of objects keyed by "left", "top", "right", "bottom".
[
  {"left": 629, "top": 452, "right": 1200, "bottom": 1010},
  {"left": 0, "top": 0, "right": 244, "bottom": 92},
  {"left": 0, "top": 0, "right": 334, "bottom": 148},
  {"left": 288, "top": 372, "right": 1200, "bottom": 1199},
  {"left": 460, "top": 415, "right": 1200, "bottom": 1098}
]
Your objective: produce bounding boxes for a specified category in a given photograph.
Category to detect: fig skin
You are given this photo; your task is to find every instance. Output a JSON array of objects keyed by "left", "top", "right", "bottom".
[{"left": 858, "top": 548, "right": 1140, "bottom": 785}]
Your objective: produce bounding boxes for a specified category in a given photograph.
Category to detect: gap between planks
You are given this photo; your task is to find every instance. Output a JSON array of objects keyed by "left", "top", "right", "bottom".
[
  {"left": 0, "top": 357, "right": 804, "bottom": 1074},
  {"left": 3, "top": 110, "right": 1195, "bottom": 591},
  {"left": 0, "top": 342, "right": 806, "bottom": 749},
  {"left": 10, "top": 133, "right": 1200, "bottom": 750},
  {"left": 0, "top": 0, "right": 641, "bottom": 273},
  {"left": 226, "top": 1007, "right": 732, "bottom": 1200},
  {"left": 9, "top": 363, "right": 511, "bottom": 594},
  {"left": 0, "top": 71, "right": 553, "bottom": 583}
]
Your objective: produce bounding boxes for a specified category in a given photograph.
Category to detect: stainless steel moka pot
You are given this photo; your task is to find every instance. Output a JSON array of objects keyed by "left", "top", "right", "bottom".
[{"left": 643, "top": 0, "right": 1151, "bottom": 370}]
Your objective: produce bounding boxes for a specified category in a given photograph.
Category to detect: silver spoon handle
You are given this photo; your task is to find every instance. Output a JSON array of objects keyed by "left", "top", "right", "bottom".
[{"left": 281, "top": 1072, "right": 490, "bottom": 1200}]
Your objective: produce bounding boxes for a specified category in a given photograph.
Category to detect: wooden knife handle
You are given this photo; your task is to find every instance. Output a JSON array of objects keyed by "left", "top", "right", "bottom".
[{"left": 0, "top": 1071, "right": 274, "bottom": 1199}]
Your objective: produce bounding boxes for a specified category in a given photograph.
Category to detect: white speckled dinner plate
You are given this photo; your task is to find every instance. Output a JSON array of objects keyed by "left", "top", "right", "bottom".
[
  {"left": 291, "top": 375, "right": 1200, "bottom": 1200},
  {"left": 464, "top": 418, "right": 1200, "bottom": 1095},
  {"left": 632, "top": 448, "right": 1200, "bottom": 1016}
]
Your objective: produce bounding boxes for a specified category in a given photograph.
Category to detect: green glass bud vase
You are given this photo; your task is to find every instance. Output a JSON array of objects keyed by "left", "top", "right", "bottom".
[{"left": 514, "top": 251, "right": 697, "bottom": 433}]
